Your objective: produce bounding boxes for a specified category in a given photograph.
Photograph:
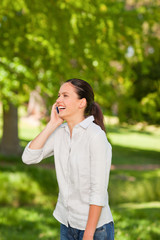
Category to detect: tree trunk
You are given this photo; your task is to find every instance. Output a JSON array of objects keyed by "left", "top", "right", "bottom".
[{"left": 0, "top": 102, "right": 21, "bottom": 156}]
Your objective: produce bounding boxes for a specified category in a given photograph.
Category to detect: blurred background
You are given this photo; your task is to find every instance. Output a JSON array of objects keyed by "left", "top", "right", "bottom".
[{"left": 0, "top": 0, "right": 160, "bottom": 239}]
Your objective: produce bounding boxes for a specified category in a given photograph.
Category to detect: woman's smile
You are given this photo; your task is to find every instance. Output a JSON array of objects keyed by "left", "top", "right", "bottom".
[{"left": 58, "top": 106, "right": 66, "bottom": 112}]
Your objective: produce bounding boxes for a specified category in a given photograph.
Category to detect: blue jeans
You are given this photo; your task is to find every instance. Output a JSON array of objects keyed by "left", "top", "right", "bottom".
[{"left": 60, "top": 222, "right": 114, "bottom": 240}]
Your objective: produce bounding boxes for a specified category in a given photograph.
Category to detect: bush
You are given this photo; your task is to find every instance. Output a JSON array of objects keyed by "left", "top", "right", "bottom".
[{"left": 109, "top": 170, "right": 160, "bottom": 205}]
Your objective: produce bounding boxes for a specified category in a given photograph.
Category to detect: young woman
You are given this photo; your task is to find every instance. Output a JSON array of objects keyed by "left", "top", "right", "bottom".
[{"left": 22, "top": 78, "right": 114, "bottom": 240}]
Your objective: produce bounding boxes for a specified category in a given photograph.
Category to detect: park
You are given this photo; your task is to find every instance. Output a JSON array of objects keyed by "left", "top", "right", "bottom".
[{"left": 0, "top": 0, "right": 160, "bottom": 239}]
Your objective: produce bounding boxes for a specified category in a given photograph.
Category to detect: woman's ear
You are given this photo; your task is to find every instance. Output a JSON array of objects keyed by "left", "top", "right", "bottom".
[{"left": 79, "top": 98, "right": 87, "bottom": 109}]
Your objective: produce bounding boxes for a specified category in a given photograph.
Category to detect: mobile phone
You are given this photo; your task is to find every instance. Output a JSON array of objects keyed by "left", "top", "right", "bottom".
[{"left": 56, "top": 107, "right": 59, "bottom": 114}]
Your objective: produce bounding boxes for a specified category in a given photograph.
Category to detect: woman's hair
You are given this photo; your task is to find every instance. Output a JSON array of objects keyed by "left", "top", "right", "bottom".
[{"left": 65, "top": 78, "right": 106, "bottom": 132}]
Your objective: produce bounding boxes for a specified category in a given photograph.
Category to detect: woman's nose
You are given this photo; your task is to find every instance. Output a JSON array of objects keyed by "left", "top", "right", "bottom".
[{"left": 56, "top": 96, "right": 62, "bottom": 104}]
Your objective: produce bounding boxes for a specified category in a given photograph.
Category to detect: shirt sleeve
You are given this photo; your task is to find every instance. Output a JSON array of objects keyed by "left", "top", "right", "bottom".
[
  {"left": 89, "top": 130, "right": 112, "bottom": 206},
  {"left": 22, "top": 131, "right": 56, "bottom": 165}
]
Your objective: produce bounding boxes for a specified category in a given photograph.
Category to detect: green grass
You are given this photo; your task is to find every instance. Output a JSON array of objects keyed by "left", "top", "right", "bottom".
[
  {"left": 19, "top": 123, "right": 43, "bottom": 143},
  {"left": 0, "top": 164, "right": 58, "bottom": 207},
  {"left": 0, "top": 112, "right": 160, "bottom": 239},
  {"left": 0, "top": 202, "right": 159, "bottom": 240},
  {"left": 0, "top": 164, "right": 60, "bottom": 240},
  {"left": 112, "top": 145, "right": 160, "bottom": 165},
  {"left": 18, "top": 117, "right": 160, "bottom": 166},
  {"left": 113, "top": 202, "right": 160, "bottom": 240},
  {"left": 109, "top": 169, "right": 160, "bottom": 204},
  {"left": 0, "top": 164, "right": 160, "bottom": 240},
  {"left": 107, "top": 124, "right": 160, "bottom": 152},
  {"left": 0, "top": 163, "right": 160, "bottom": 208},
  {"left": 1, "top": 164, "right": 160, "bottom": 207},
  {"left": 106, "top": 123, "right": 160, "bottom": 165}
]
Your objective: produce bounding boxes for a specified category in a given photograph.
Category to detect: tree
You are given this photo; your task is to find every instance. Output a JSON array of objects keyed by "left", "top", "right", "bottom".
[{"left": 0, "top": 0, "right": 160, "bottom": 155}]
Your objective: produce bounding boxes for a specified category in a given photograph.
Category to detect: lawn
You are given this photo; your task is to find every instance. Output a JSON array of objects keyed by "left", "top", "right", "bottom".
[
  {"left": 105, "top": 119, "right": 160, "bottom": 166},
  {"left": 0, "top": 164, "right": 160, "bottom": 240},
  {"left": 0, "top": 114, "right": 160, "bottom": 240},
  {"left": 18, "top": 116, "right": 160, "bottom": 166}
]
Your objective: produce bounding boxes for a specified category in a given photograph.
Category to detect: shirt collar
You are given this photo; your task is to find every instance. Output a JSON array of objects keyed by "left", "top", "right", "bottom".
[
  {"left": 61, "top": 115, "right": 94, "bottom": 130},
  {"left": 79, "top": 115, "right": 94, "bottom": 129}
]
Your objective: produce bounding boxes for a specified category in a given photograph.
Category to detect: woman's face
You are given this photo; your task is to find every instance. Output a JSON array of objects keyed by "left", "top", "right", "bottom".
[{"left": 56, "top": 82, "right": 85, "bottom": 121}]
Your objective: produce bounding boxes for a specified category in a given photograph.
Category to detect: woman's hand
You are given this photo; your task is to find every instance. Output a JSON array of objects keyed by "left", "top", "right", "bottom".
[
  {"left": 28, "top": 103, "right": 64, "bottom": 150},
  {"left": 48, "top": 103, "right": 64, "bottom": 127},
  {"left": 83, "top": 232, "right": 93, "bottom": 240},
  {"left": 82, "top": 205, "right": 102, "bottom": 240}
]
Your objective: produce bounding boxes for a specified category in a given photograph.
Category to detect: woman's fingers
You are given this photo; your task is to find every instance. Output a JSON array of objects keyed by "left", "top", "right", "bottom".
[{"left": 50, "top": 103, "right": 64, "bottom": 123}]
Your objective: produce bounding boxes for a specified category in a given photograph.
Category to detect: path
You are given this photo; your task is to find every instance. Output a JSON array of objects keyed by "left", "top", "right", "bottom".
[
  {"left": 111, "top": 164, "right": 160, "bottom": 171},
  {"left": 0, "top": 162, "right": 160, "bottom": 171},
  {"left": 39, "top": 163, "right": 160, "bottom": 171}
]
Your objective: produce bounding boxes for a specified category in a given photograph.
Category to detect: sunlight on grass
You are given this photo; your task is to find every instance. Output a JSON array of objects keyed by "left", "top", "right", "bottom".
[
  {"left": 104, "top": 116, "right": 160, "bottom": 152},
  {"left": 17, "top": 113, "right": 160, "bottom": 152},
  {"left": 0, "top": 207, "right": 60, "bottom": 240},
  {"left": 19, "top": 122, "right": 43, "bottom": 141},
  {"left": 112, "top": 202, "right": 160, "bottom": 240},
  {"left": 109, "top": 131, "right": 160, "bottom": 151},
  {"left": 118, "top": 201, "right": 160, "bottom": 209}
]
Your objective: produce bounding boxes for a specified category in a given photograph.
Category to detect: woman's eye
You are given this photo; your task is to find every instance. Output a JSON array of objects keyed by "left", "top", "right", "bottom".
[{"left": 64, "top": 95, "right": 68, "bottom": 97}]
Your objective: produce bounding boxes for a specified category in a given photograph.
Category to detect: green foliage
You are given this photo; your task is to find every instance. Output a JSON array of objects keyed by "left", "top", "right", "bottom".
[
  {"left": 118, "top": 96, "right": 144, "bottom": 123},
  {"left": 0, "top": 57, "right": 33, "bottom": 107},
  {"left": 0, "top": 164, "right": 58, "bottom": 207},
  {"left": 109, "top": 170, "right": 160, "bottom": 204},
  {"left": 141, "top": 92, "right": 160, "bottom": 123},
  {"left": 0, "top": 207, "right": 60, "bottom": 240},
  {"left": 0, "top": 0, "right": 160, "bottom": 122}
]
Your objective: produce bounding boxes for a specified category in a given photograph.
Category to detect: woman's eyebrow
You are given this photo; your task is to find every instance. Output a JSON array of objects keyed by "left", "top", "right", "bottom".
[{"left": 58, "top": 91, "right": 70, "bottom": 95}]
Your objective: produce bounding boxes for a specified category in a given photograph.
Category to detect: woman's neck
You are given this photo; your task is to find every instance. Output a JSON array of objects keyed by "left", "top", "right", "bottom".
[{"left": 67, "top": 116, "right": 85, "bottom": 137}]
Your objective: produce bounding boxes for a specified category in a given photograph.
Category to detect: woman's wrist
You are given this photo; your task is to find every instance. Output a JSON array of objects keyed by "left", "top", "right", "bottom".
[
  {"left": 29, "top": 120, "right": 61, "bottom": 150},
  {"left": 47, "top": 120, "right": 62, "bottom": 131},
  {"left": 84, "top": 230, "right": 94, "bottom": 237},
  {"left": 83, "top": 205, "right": 102, "bottom": 240},
  {"left": 83, "top": 230, "right": 94, "bottom": 240}
]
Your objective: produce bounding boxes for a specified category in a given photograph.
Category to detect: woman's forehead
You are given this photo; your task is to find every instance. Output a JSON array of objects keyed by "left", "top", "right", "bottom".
[{"left": 59, "top": 82, "right": 76, "bottom": 94}]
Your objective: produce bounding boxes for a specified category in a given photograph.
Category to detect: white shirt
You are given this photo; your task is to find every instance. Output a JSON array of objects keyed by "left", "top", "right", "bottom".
[{"left": 22, "top": 116, "right": 113, "bottom": 230}]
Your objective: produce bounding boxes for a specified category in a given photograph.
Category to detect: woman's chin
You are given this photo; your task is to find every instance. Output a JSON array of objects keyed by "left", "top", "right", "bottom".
[{"left": 59, "top": 112, "right": 66, "bottom": 119}]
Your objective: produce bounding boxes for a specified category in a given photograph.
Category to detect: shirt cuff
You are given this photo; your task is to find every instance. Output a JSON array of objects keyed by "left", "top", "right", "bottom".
[
  {"left": 89, "top": 192, "right": 106, "bottom": 206},
  {"left": 22, "top": 141, "right": 43, "bottom": 164}
]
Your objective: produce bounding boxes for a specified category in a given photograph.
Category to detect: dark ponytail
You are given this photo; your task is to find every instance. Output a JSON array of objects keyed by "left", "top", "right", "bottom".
[
  {"left": 90, "top": 102, "right": 106, "bottom": 132},
  {"left": 65, "top": 79, "right": 106, "bottom": 132}
]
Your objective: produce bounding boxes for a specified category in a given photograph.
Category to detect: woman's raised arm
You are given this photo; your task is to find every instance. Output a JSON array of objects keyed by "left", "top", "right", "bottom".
[
  {"left": 22, "top": 103, "right": 63, "bottom": 164},
  {"left": 29, "top": 103, "right": 63, "bottom": 149}
]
